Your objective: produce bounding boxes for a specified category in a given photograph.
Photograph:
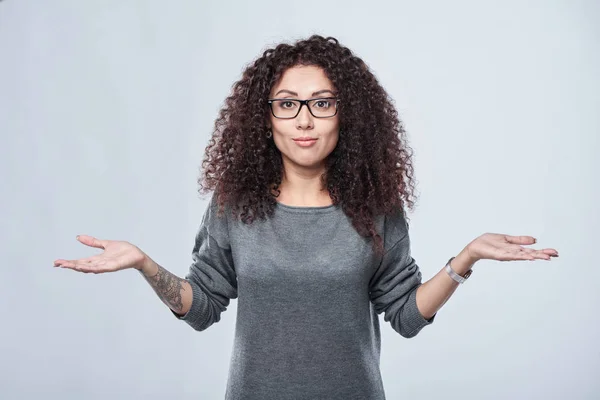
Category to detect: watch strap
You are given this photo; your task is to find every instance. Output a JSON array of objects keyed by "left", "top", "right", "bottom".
[{"left": 445, "top": 256, "right": 473, "bottom": 284}]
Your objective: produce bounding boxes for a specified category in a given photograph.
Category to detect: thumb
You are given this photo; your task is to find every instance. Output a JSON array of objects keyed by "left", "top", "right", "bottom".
[
  {"left": 76, "top": 235, "right": 107, "bottom": 249},
  {"left": 506, "top": 235, "right": 536, "bottom": 245}
]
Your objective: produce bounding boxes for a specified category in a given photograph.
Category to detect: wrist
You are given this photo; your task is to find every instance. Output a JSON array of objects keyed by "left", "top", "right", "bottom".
[
  {"left": 452, "top": 249, "right": 478, "bottom": 276},
  {"left": 138, "top": 255, "right": 157, "bottom": 275}
]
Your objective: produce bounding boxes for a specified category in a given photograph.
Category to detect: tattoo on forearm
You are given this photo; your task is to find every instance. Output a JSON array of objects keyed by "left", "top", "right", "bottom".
[{"left": 141, "top": 265, "right": 186, "bottom": 313}]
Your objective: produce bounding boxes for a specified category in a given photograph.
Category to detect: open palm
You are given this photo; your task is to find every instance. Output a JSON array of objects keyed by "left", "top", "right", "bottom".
[
  {"left": 466, "top": 233, "right": 559, "bottom": 262},
  {"left": 53, "top": 235, "right": 147, "bottom": 273}
]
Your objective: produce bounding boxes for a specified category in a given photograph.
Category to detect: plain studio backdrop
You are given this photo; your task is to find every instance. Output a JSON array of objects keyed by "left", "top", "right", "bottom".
[{"left": 1, "top": 1, "right": 598, "bottom": 399}]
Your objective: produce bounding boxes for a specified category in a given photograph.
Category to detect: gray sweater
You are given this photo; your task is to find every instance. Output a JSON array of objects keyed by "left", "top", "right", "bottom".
[{"left": 171, "top": 193, "right": 435, "bottom": 399}]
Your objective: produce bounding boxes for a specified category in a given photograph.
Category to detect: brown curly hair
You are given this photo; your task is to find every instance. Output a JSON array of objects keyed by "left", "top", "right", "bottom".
[{"left": 198, "top": 34, "right": 418, "bottom": 258}]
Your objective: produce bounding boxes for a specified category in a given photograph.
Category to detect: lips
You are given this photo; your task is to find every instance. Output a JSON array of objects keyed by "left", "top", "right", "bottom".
[{"left": 293, "top": 137, "right": 318, "bottom": 148}]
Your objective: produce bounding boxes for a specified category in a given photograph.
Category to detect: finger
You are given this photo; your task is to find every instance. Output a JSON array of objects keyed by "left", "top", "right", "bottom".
[
  {"left": 54, "top": 255, "right": 101, "bottom": 267},
  {"left": 76, "top": 235, "right": 107, "bottom": 249},
  {"left": 501, "top": 247, "right": 542, "bottom": 261},
  {"left": 524, "top": 250, "right": 554, "bottom": 261},
  {"left": 523, "top": 247, "right": 559, "bottom": 259},
  {"left": 58, "top": 258, "right": 111, "bottom": 273},
  {"left": 505, "top": 235, "right": 536, "bottom": 245},
  {"left": 60, "top": 262, "right": 99, "bottom": 273},
  {"left": 534, "top": 251, "right": 552, "bottom": 260},
  {"left": 541, "top": 248, "right": 559, "bottom": 256},
  {"left": 54, "top": 259, "right": 77, "bottom": 267}
]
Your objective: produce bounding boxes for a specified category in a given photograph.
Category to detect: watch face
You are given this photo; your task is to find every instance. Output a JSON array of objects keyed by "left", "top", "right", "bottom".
[{"left": 464, "top": 270, "right": 473, "bottom": 279}]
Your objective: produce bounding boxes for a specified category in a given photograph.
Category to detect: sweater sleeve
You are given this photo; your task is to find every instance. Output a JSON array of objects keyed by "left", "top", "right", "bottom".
[
  {"left": 368, "top": 208, "right": 435, "bottom": 338},
  {"left": 170, "top": 193, "right": 238, "bottom": 331}
]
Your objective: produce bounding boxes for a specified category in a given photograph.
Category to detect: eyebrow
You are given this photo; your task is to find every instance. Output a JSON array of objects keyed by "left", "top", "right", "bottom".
[{"left": 273, "top": 89, "right": 335, "bottom": 97}]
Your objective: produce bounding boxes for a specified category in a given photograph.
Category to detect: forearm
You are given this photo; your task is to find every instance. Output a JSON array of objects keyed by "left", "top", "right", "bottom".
[
  {"left": 415, "top": 248, "right": 476, "bottom": 320},
  {"left": 137, "top": 256, "right": 193, "bottom": 316}
]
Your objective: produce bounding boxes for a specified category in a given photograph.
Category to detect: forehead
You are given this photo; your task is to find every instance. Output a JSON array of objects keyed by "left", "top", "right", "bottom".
[{"left": 270, "top": 65, "right": 334, "bottom": 96}]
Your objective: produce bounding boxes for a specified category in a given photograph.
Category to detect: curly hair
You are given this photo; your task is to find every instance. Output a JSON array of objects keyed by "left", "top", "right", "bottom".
[{"left": 198, "top": 34, "right": 418, "bottom": 258}]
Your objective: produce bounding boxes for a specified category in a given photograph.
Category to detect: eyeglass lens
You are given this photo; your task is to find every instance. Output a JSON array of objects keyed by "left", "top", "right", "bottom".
[{"left": 270, "top": 98, "right": 337, "bottom": 118}]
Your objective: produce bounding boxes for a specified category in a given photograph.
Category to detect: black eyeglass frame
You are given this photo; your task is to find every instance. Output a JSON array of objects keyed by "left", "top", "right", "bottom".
[{"left": 266, "top": 97, "right": 341, "bottom": 119}]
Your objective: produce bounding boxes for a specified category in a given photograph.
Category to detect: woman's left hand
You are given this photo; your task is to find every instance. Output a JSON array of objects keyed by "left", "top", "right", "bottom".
[{"left": 466, "top": 233, "right": 559, "bottom": 262}]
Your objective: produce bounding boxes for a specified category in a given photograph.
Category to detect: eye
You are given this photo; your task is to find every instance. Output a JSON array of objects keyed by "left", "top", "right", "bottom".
[
  {"left": 314, "top": 100, "right": 330, "bottom": 108},
  {"left": 280, "top": 101, "right": 296, "bottom": 109}
]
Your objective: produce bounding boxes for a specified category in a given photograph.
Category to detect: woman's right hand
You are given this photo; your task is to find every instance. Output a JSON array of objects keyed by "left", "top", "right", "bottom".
[{"left": 53, "top": 235, "right": 149, "bottom": 274}]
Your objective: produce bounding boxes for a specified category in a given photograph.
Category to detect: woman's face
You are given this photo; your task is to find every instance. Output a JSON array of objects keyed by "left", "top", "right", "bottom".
[{"left": 268, "top": 65, "right": 340, "bottom": 172}]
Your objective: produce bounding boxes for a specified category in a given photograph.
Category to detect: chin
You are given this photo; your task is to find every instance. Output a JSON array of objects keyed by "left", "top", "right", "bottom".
[
  {"left": 289, "top": 154, "right": 329, "bottom": 168},
  {"left": 291, "top": 158, "right": 320, "bottom": 166}
]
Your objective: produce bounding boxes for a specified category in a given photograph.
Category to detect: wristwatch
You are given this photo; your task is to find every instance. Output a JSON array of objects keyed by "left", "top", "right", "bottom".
[{"left": 445, "top": 256, "right": 473, "bottom": 284}]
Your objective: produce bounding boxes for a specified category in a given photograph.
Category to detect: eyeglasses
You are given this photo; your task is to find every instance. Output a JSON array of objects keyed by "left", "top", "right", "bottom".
[{"left": 267, "top": 97, "right": 340, "bottom": 119}]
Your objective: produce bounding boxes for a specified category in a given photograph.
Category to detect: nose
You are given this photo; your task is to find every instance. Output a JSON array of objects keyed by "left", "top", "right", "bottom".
[{"left": 295, "top": 103, "right": 314, "bottom": 130}]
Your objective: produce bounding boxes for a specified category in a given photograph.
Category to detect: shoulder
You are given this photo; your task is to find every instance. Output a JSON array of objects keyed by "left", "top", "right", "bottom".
[
  {"left": 200, "top": 191, "right": 231, "bottom": 247},
  {"left": 379, "top": 205, "right": 410, "bottom": 251}
]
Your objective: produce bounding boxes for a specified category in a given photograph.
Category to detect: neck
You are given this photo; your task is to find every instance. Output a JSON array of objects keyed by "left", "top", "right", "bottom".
[{"left": 273, "top": 161, "right": 332, "bottom": 207}]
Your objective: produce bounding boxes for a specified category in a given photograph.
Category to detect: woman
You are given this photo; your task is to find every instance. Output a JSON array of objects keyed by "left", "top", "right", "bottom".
[{"left": 53, "top": 35, "right": 559, "bottom": 399}]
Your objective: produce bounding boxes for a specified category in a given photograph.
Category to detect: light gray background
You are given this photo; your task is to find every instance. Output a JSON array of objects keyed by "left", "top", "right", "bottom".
[{"left": 1, "top": 0, "right": 598, "bottom": 399}]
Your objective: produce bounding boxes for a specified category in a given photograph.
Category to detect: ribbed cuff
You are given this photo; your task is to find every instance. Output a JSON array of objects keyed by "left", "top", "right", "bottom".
[
  {"left": 402, "top": 284, "right": 436, "bottom": 338},
  {"left": 170, "top": 280, "right": 208, "bottom": 328}
]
